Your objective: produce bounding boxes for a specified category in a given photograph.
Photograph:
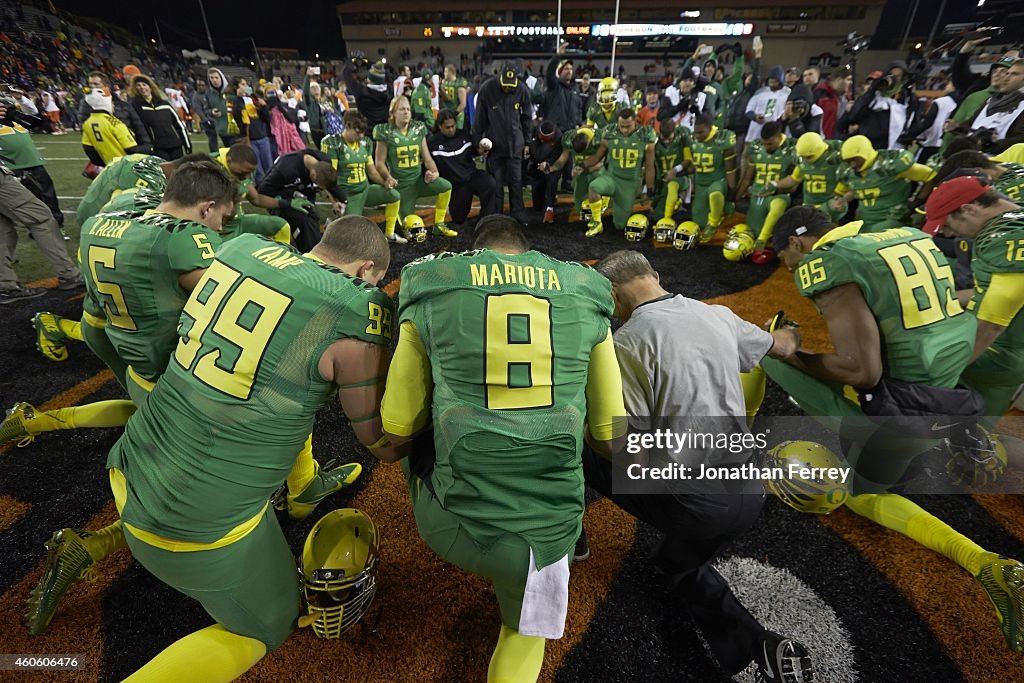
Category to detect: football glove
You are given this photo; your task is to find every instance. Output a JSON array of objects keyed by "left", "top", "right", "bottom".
[{"left": 767, "top": 310, "right": 800, "bottom": 333}]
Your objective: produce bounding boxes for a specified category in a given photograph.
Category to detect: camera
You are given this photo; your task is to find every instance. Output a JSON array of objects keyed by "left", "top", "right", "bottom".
[{"left": 0, "top": 93, "right": 45, "bottom": 131}]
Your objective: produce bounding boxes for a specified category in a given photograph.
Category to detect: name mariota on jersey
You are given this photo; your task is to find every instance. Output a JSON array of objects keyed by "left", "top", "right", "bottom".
[
  {"left": 469, "top": 262, "right": 563, "bottom": 290},
  {"left": 89, "top": 217, "right": 133, "bottom": 239}
]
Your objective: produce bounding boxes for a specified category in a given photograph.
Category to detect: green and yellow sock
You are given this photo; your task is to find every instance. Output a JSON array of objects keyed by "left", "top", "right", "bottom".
[
  {"left": 384, "top": 201, "right": 400, "bottom": 236},
  {"left": 81, "top": 521, "right": 127, "bottom": 563},
  {"left": 708, "top": 191, "right": 725, "bottom": 227},
  {"left": 488, "top": 625, "right": 545, "bottom": 683},
  {"left": 58, "top": 318, "right": 84, "bottom": 342},
  {"left": 757, "top": 197, "right": 789, "bottom": 245},
  {"left": 123, "top": 625, "right": 266, "bottom": 683},
  {"left": 435, "top": 189, "right": 452, "bottom": 225},
  {"left": 286, "top": 434, "right": 317, "bottom": 496},
  {"left": 845, "top": 494, "right": 989, "bottom": 575},
  {"left": 664, "top": 180, "right": 680, "bottom": 219},
  {"left": 33, "top": 400, "right": 136, "bottom": 434},
  {"left": 587, "top": 198, "right": 604, "bottom": 224}
]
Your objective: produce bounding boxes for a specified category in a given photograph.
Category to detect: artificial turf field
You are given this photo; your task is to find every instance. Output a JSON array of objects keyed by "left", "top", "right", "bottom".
[{"left": 2, "top": 133, "right": 1024, "bottom": 682}]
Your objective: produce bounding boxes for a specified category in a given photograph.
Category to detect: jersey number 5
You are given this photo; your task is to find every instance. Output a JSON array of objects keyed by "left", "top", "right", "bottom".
[
  {"left": 174, "top": 261, "right": 293, "bottom": 400},
  {"left": 484, "top": 293, "right": 554, "bottom": 410}
]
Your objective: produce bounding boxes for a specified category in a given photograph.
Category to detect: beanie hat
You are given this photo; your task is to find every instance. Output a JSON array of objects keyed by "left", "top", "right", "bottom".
[
  {"left": 767, "top": 66, "right": 785, "bottom": 83},
  {"left": 368, "top": 62, "right": 386, "bottom": 85}
]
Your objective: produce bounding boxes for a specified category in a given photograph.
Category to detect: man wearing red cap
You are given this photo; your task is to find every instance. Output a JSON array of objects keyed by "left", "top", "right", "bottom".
[{"left": 924, "top": 175, "right": 1024, "bottom": 421}]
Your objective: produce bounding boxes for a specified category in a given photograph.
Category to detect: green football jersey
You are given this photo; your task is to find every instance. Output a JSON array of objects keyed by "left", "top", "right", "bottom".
[
  {"left": 439, "top": 77, "right": 468, "bottom": 112},
  {"left": 320, "top": 133, "right": 372, "bottom": 191},
  {"left": 654, "top": 127, "right": 689, "bottom": 183},
  {"left": 586, "top": 100, "right": 619, "bottom": 129},
  {"left": 793, "top": 139, "right": 844, "bottom": 206},
  {"left": 994, "top": 163, "right": 1024, "bottom": 204},
  {"left": 411, "top": 83, "right": 435, "bottom": 129},
  {"left": 213, "top": 148, "right": 252, "bottom": 200},
  {"left": 108, "top": 234, "right": 395, "bottom": 543},
  {"left": 373, "top": 121, "right": 428, "bottom": 184},
  {"left": 77, "top": 154, "right": 166, "bottom": 224},
  {"left": 0, "top": 121, "right": 45, "bottom": 169},
  {"left": 601, "top": 124, "right": 654, "bottom": 181},
  {"left": 744, "top": 135, "right": 796, "bottom": 195},
  {"left": 690, "top": 126, "right": 737, "bottom": 186},
  {"left": 78, "top": 210, "right": 221, "bottom": 381},
  {"left": 836, "top": 149, "right": 915, "bottom": 227},
  {"left": 561, "top": 127, "right": 602, "bottom": 171},
  {"left": 100, "top": 187, "right": 163, "bottom": 214},
  {"left": 967, "top": 211, "right": 1024, "bottom": 354},
  {"left": 398, "top": 249, "right": 613, "bottom": 568},
  {"left": 796, "top": 224, "right": 975, "bottom": 387}
]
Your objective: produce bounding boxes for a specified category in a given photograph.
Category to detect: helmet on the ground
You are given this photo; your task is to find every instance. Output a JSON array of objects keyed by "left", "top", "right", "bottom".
[
  {"left": 673, "top": 220, "right": 700, "bottom": 251},
  {"left": 300, "top": 508, "right": 380, "bottom": 639},
  {"left": 761, "top": 441, "right": 850, "bottom": 514},
  {"left": 625, "top": 213, "right": 649, "bottom": 241},
  {"left": 403, "top": 214, "right": 427, "bottom": 243},
  {"left": 653, "top": 217, "right": 675, "bottom": 243},
  {"left": 945, "top": 424, "right": 1008, "bottom": 488},
  {"left": 722, "top": 224, "right": 755, "bottom": 261}
]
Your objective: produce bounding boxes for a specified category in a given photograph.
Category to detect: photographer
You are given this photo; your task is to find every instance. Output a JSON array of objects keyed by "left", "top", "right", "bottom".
[
  {"left": 779, "top": 84, "right": 822, "bottom": 138},
  {"left": 658, "top": 71, "right": 706, "bottom": 131},
  {"left": 965, "top": 59, "right": 1024, "bottom": 150},
  {"left": 845, "top": 61, "right": 920, "bottom": 150},
  {"left": 943, "top": 38, "right": 1017, "bottom": 149},
  {"left": 0, "top": 101, "right": 63, "bottom": 229}
]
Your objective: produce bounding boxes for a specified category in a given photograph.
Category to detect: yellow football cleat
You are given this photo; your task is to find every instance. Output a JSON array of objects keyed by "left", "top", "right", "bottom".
[
  {"left": 975, "top": 553, "right": 1024, "bottom": 653},
  {"left": 432, "top": 223, "right": 458, "bottom": 238},
  {"left": 26, "top": 528, "right": 99, "bottom": 635},
  {"left": 32, "top": 312, "right": 69, "bottom": 362},
  {"left": 585, "top": 219, "right": 604, "bottom": 237},
  {"left": 275, "top": 460, "right": 363, "bottom": 521},
  {"left": 0, "top": 402, "right": 48, "bottom": 448}
]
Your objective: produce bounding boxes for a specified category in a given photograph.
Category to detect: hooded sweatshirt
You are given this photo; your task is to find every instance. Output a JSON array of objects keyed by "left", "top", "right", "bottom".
[
  {"left": 204, "top": 68, "right": 235, "bottom": 138},
  {"left": 744, "top": 66, "right": 790, "bottom": 142}
]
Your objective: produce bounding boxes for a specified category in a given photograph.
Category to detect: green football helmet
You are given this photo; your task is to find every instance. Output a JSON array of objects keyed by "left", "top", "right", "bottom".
[
  {"left": 722, "top": 224, "right": 755, "bottom": 262},
  {"left": 300, "top": 508, "right": 380, "bottom": 639},
  {"left": 673, "top": 220, "right": 700, "bottom": 251},
  {"left": 403, "top": 214, "right": 427, "bottom": 243},
  {"left": 761, "top": 440, "right": 850, "bottom": 514},
  {"left": 625, "top": 213, "right": 650, "bottom": 241},
  {"left": 653, "top": 217, "right": 675, "bottom": 243}
]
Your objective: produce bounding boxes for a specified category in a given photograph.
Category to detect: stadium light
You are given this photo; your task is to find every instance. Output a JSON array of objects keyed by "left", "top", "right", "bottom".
[{"left": 915, "top": 42, "right": 922, "bottom": 49}]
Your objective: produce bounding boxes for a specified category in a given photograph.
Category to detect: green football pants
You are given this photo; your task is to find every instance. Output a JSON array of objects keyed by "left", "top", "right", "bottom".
[
  {"left": 83, "top": 318, "right": 128, "bottom": 392},
  {"left": 652, "top": 178, "right": 689, "bottom": 219},
  {"left": 588, "top": 172, "right": 640, "bottom": 230},
  {"left": 747, "top": 194, "right": 791, "bottom": 244},
  {"left": 397, "top": 175, "right": 452, "bottom": 219},
  {"left": 345, "top": 184, "right": 400, "bottom": 217},
  {"left": 123, "top": 507, "right": 300, "bottom": 652},
  {"left": 573, "top": 170, "right": 596, "bottom": 214},
  {"left": 403, "top": 460, "right": 533, "bottom": 631},
  {"left": 692, "top": 179, "right": 728, "bottom": 228},
  {"left": 762, "top": 358, "right": 936, "bottom": 495}
]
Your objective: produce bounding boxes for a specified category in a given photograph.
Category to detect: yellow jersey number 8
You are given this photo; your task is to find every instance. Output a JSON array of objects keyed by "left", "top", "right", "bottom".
[
  {"left": 174, "top": 261, "right": 293, "bottom": 400},
  {"left": 878, "top": 237, "right": 962, "bottom": 329},
  {"left": 484, "top": 293, "right": 554, "bottom": 410}
]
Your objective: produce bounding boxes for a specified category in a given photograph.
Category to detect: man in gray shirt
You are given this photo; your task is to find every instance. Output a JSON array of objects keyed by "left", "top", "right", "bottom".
[{"left": 584, "top": 250, "right": 812, "bottom": 682}]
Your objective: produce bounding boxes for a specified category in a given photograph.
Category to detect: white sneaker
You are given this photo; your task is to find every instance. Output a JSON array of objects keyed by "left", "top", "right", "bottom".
[{"left": 387, "top": 233, "right": 408, "bottom": 245}]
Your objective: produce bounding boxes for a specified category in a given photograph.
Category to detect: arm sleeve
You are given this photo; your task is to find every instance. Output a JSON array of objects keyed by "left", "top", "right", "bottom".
[
  {"left": 896, "top": 163, "right": 936, "bottom": 183},
  {"left": 83, "top": 144, "right": 104, "bottom": 166},
  {"left": 329, "top": 183, "right": 347, "bottom": 203},
  {"left": 976, "top": 272, "right": 1024, "bottom": 327},
  {"left": 380, "top": 320, "right": 433, "bottom": 437},
  {"left": 727, "top": 310, "right": 775, "bottom": 371},
  {"left": 585, "top": 330, "right": 627, "bottom": 441},
  {"left": 951, "top": 52, "right": 979, "bottom": 93},
  {"left": 127, "top": 106, "right": 151, "bottom": 148},
  {"left": 545, "top": 54, "right": 559, "bottom": 89}
]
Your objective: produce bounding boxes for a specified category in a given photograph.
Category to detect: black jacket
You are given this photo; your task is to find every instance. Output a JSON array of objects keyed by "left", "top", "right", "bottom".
[
  {"left": 846, "top": 78, "right": 920, "bottom": 150},
  {"left": 343, "top": 65, "right": 392, "bottom": 128},
  {"left": 79, "top": 97, "right": 152, "bottom": 151},
  {"left": 472, "top": 77, "right": 532, "bottom": 158},
  {"left": 258, "top": 149, "right": 347, "bottom": 203},
  {"left": 131, "top": 97, "right": 190, "bottom": 153},
  {"left": 427, "top": 130, "right": 477, "bottom": 185},
  {"left": 527, "top": 124, "right": 563, "bottom": 175},
  {"left": 543, "top": 55, "right": 581, "bottom": 130}
]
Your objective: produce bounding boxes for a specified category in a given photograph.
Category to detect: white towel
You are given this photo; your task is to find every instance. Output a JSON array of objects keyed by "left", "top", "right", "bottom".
[{"left": 517, "top": 549, "right": 570, "bottom": 639}]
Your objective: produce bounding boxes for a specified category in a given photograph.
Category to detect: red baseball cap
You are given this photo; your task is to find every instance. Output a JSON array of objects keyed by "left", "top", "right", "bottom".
[{"left": 922, "top": 176, "right": 990, "bottom": 235}]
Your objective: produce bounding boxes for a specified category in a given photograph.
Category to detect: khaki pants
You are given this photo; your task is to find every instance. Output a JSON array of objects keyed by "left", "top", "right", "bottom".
[{"left": 0, "top": 171, "right": 76, "bottom": 289}]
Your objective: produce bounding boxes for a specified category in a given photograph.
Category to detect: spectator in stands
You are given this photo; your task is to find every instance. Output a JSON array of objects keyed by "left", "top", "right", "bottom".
[
  {"left": 204, "top": 67, "right": 239, "bottom": 149},
  {"left": 544, "top": 42, "right": 581, "bottom": 133},
  {"left": 427, "top": 108, "right": 495, "bottom": 228},
  {"left": 527, "top": 120, "right": 563, "bottom": 224},
  {"left": 905, "top": 81, "right": 958, "bottom": 164},
  {"left": 846, "top": 61, "right": 919, "bottom": 150},
  {"left": 80, "top": 71, "right": 151, "bottom": 152},
  {"left": 779, "top": 84, "right": 822, "bottom": 138},
  {"left": 343, "top": 60, "right": 391, "bottom": 129},
  {"left": 233, "top": 79, "right": 273, "bottom": 184},
  {"left": 81, "top": 88, "right": 143, "bottom": 166},
  {"left": 40, "top": 91, "right": 63, "bottom": 134},
  {"left": 131, "top": 74, "right": 190, "bottom": 160},
  {"left": 784, "top": 67, "right": 801, "bottom": 89},
  {"left": 265, "top": 85, "right": 305, "bottom": 156},
  {"left": 191, "top": 79, "right": 217, "bottom": 151},
  {"left": 724, "top": 42, "right": 763, "bottom": 156},
  {"left": 961, "top": 59, "right": 1024, "bottom": 150},
  {"left": 472, "top": 66, "right": 532, "bottom": 224},
  {"left": 745, "top": 65, "right": 789, "bottom": 144},
  {"left": 638, "top": 88, "right": 661, "bottom": 131},
  {"left": 802, "top": 67, "right": 820, "bottom": 90},
  {"left": 303, "top": 66, "right": 327, "bottom": 147},
  {"left": 943, "top": 39, "right": 1016, "bottom": 149},
  {"left": 578, "top": 72, "right": 594, "bottom": 115},
  {"left": 814, "top": 66, "right": 852, "bottom": 139}
]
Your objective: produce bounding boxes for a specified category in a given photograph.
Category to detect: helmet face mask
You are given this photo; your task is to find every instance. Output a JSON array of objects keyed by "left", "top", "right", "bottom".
[
  {"left": 404, "top": 215, "right": 427, "bottom": 243},
  {"left": 598, "top": 77, "right": 618, "bottom": 112},
  {"left": 673, "top": 220, "right": 699, "bottom": 251},
  {"left": 625, "top": 213, "right": 649, "bottom": 241},
  {"left": 653, "top": 217, "right": 675, "bottom": 243},
  {"left": 301, "top": 509, "right": 380, "bottom": 639}
]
